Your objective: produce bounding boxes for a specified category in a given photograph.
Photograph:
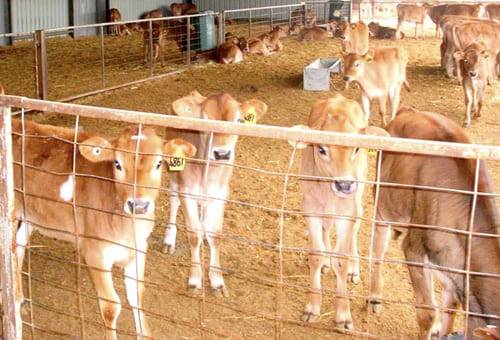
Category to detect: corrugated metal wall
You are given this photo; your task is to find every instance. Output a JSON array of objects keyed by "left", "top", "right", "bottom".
[
  {"left": 108, "top": 0, "right": 178, "bottom": 21},
  {"left": 10, "top": 0, "right": 69, "bottom": 33},
  {"left": 73, "top": 0, "right": 97, "bottom": 37},
  {"left": 193, "top": 0, "right": 341, "bottom": 22}
]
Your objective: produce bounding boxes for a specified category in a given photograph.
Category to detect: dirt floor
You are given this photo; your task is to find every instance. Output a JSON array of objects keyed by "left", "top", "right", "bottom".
[{"left": 2, "top": 24, "right": 499, "bottom": 339}]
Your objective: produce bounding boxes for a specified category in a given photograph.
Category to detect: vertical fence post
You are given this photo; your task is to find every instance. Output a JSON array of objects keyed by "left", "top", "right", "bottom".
[
  {"left": 149, "top": 20, "right": 154, "bottom": 77},
  {"left": 302, "top": 2, "right": 307, "bottom": 27},
  {"left": 270, "top": 8, "right": 273, "bottom": 30},
  {"left": 0, "top": 102, "right": 22, "bottom": 339},
  {"left": 34, "top": 30, "right": 48, "bottom": 100},
  {"left": 221, "top": 11, "right": 226, "bottom": 41},
  {"left": 99, "top": 26, "right": 105, "bottom": 89},
  {"left": 324, "top": 2, "right": 328, "bottom": 24},
  {"left": 217, "top": 13, "right": 224, "bottom": 45},
  {"left": 186, "top": 17, "right": 191, "bottom": 65},
  {"left": 288, "top": 7, "right": 292, "bottom": 29},
  {"left": 248, "top": 11, "right": 252, "bottom": 37}
]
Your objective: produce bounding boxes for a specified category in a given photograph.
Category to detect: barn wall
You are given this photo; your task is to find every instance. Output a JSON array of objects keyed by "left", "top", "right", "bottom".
[
  {"left": 72, "top": 0, "right": 97, "bottom": 37},
  {"left": 108, "top": 0, "right": 179, "bottom": 21},
  {"left": 10, "top": 0, "right": 69, "bottom": 33}
]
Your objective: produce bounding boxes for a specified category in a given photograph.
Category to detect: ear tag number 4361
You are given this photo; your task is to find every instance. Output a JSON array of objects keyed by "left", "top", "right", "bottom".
[{"left": 168, "top": 150, "right": 186, "bottom": 172}]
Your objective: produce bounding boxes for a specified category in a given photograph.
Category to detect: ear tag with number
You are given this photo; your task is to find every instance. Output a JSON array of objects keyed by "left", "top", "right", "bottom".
[
  {"left": 240, "top": 107, "right": 257, "bottom": 124},
  {"left": 168, "top": 150, "right": 186, "bottom": 172},
  {"left": 367, "top": 148, "right": 378, "bottom": 156}
]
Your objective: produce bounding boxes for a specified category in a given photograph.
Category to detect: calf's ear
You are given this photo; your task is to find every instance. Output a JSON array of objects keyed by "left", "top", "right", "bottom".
[
  {"left": 288, "top": 125, "right": 310, "bottom": 150},
  {"left": 364, "top": 126, "right": 390, "bottom": 137},
  {"left": 163, "top": 138, "right": 197, "bottom": 158},
  {"left": 172, "top": 91, "right": 206, "bottom": 118},
  {"left": 79, "top": 136, "right": 115, "bottom": 162}
]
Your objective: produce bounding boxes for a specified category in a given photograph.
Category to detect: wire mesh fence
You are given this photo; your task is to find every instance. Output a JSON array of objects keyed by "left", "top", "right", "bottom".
[{"left": 0, "top": 94, "right": 499, "bottom": 339}]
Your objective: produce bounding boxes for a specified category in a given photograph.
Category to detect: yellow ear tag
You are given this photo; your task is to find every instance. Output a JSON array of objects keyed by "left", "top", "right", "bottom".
[
  {"left": 168, "top": 150, "right": 186, "bottom": 172},
  {"left": 367, "top": 148, "right": 378, "bottom": 156},
  {"left": 241, "top": 107, "right": 257, "bottom": 124}
]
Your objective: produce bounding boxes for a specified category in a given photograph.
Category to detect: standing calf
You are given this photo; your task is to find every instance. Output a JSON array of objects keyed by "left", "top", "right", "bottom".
[
  {"left": 337, "top": 21, "right": 369, "bottom": 55},
  {"left": 289, "top": 94, "right": 388, "bottom": 329},
  {"left": 343, "top": 47, "right": 410, "bottom": 126},
  {"left": 108, "top": 8, "right": 125, "bottom": 36},
  {"left": 10, "top": 119, "right": 195, "bottom": 339},
  {"left": 396, "top": 3, "right": 432, "bottom": 39},
  {"left": 163, "top": 91, "right": 267, "bottom": 295},
  {"left": 454, "top": 42, "right": 491, "bottom": 127},
  {"left": 369, "top": 106, "right": 499, "bottom": 339}
]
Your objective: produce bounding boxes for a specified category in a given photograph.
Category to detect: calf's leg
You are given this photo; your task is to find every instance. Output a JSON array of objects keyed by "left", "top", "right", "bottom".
[
  {"left": 368, "top": 224, "right": 391, "bottom": 313},
  {"left": 124, "top": 252, "right": 150, "bottom": 339},
  {"left": 332, "top": 218, "right": 354, "bottom": 330},
  {"left": 183, "top": 197, "right": 204, "bottom": 292},
  {"left": 302, "top": 216, "right": 325, "bottom": 323},
  {"left": 163, "top": 189, "right": 180, "bottom": 254}
]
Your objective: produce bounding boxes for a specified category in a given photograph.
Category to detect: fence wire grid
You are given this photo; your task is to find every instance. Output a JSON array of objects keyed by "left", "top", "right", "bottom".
[{"left": 0, "top": 94, "right": 498, "bottom": 339}]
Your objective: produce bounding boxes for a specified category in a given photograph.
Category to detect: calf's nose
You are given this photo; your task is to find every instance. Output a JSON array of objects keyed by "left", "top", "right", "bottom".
[
  {"left": 214, "top": 149, "right": 231, "bottom": 160},
  {"left": 333, "top": 180, "right": 355, "bottom": 194},
  {"left": 343, "top": 76, "right": 350, "bottom": 81},
  {"left": 127, "top": 199, "right": 150, "bottom": 215},
  {"left": 469, "top": 71, "right": 478, "bottom": 78}
]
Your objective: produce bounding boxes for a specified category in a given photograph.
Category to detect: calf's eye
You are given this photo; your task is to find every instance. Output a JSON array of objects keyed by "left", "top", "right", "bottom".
[
  {"left": 114, "top": 160, "right": 123, "bottom": 171},
  {"left": 318, "top": 146, "right": 327, "bottom": 155}
]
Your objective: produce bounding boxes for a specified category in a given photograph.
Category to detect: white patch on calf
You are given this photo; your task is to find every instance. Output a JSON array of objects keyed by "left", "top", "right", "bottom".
[{"left": 59, "top": 176, "right": 74, "bottom": 202}]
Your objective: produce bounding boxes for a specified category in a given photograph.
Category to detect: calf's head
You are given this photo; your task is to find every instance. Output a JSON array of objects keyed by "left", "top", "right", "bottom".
[
  {"left": 289, "top": 95, "right": 388, "bottom": 198},
  {"left": 342, "top": 52, "right": 372, "bottom": 83},
  {"left": 172, "top": 91, "right": 267, "bottom": 162},
  {"left": 454, "top": 43, "right": 490, "bottom": 79},
  {"left": 79, "top": 127, "right": 196, "bottom": 215}
]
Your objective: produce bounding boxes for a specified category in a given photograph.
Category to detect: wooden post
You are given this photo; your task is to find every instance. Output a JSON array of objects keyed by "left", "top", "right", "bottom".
[
  {"left": 34, "top": 30, "right": 48, "bottom": 100},
  {"left": 0, "top": 102, "right": 22, "bottom": 339},
  {"left": 248, "top": 11, "right": 252, "bottom": 37},
  {"left": 270, "top": 8, "right": 273, "bottom": 30}
]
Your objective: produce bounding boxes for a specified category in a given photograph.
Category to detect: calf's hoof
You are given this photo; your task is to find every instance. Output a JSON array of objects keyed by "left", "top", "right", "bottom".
[
  {"left": 187, "top": 284, "right": 202, "bottom": 295},
  {"left": 462, "top": 121, "right": 470, "bottom": 128},
  {"left": 301, "top": 311, "right": 320, "bottom": 323},
  {"left": 211, "top": 285, "right": 229, "bottom": 298},
  {"left": 334, "top": 319, "right": 354, "bottom": 331},
  {"left": 367, "top": 299, "right": 382, "bottom": 314},
  {"left": 162, "top": 244, "right": 175, "bottom": 255}
]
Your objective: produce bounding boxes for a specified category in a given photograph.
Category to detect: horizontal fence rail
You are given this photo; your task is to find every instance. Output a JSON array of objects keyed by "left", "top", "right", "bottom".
[{"left": 2, "top": 95, "right": 499, "bottom": 160}]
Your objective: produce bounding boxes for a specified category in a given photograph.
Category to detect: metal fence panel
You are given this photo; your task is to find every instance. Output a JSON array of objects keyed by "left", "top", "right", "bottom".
[{"left": 10, "top": 0, "right": 69, "bottom": 33}]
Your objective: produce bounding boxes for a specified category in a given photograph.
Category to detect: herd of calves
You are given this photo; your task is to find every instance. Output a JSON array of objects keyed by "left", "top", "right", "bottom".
[{"left": 2, "top": 2, "right": 500, "bottom": 340}]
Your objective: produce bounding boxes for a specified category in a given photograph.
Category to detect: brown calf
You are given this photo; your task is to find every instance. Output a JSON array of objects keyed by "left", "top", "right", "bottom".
[
  {"left": 343, "top": 47, "right": 410, "bottom": 126},
  {"left": 299, "top": 26, "right": 330, "bottom": 41},
  {"left": 368, "top": 22, "right": 404, "bottom": 40},
  {"left": 337, "top": 21, "right": 369, "bottom": 55},
  {"left": 454, "top": 42, "right": 491, "bottom": 127},
  {"left": 259, "top": 26, "right": 287, "bottom": 52},
  {"left": 170, "top": 3, "right": 198, "bottom": 16},
  {"left": 396, "top": 3, "right": 432, "bottom": 39},
  {"left": 289, "top": 94, "right": 388, "bottom": 329},
  {"left": 216, "top": 40, "right": 244, "bottom": 64},
  {"left": 143, "top": 26, "right": 164, "bottom": 66},
  {"left": 108, "top": 8, "right": 126, "bottom": 36},
  {"left": 429, "top": 4, "right": 482, "bottom": 37},
  {"left": 163, "top": 91, "right": 267, "bottom": 295},
  {"left": 369, "top": 106, "right": 499, "bottom": 339},
  {"left": 11, "top": 119, "right": 195, "bottom": 339},
  {"left": 449, "top": 20, "right": 500, "bottom": 82}
]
